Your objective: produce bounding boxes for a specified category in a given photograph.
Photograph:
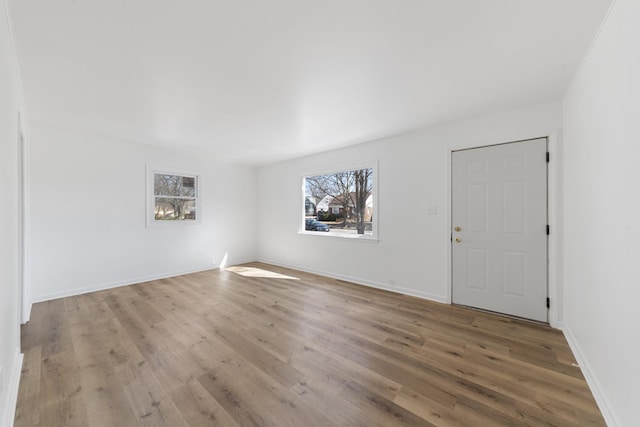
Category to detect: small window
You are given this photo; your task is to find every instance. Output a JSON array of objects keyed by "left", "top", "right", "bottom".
[
  {"left": 147, "top": 168, "right": 200, "bottom": 226},
  {"left": 303, "top": 164, "right": 376, "bottom": 238}
]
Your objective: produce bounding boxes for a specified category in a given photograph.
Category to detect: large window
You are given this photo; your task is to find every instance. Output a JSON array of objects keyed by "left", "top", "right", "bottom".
[
  {"left": 303, "top": 164, "right": 376, "bottom": 238},
  {"left": 147, "top": 168, "right": 200, "bottom": 225}
]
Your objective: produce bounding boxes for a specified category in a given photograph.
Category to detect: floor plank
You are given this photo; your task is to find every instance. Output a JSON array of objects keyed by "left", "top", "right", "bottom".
[{"left": 15, "top": 262, "right": 605, "bottom": 426}]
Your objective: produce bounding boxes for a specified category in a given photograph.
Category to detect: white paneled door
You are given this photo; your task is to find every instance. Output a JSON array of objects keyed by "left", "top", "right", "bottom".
[{"left": 451, "top": 138, "right": 548, "bottom": 322}]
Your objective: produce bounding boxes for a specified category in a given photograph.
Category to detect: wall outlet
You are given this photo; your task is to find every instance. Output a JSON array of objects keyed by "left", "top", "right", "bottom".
[
  {"left": 212, "top": 259, "right": 217, "bottom": 266},
  {"left": 0, "top": 367, "right": 3, "bottom": 395},
  {"left": 389, "top": 278, "right": 396, "bottom": 286}
]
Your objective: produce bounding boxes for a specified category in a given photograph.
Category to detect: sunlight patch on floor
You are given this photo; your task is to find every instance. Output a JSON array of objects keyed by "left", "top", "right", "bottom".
[{"left": 226, "top": 266, "right": 300, "bottom": 280}]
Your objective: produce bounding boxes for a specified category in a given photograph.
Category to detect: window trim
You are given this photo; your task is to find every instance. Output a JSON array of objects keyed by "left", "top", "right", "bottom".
[
  {"left": 146, "top": 166, "right": 202, "bottom": 227},
  {"left": 299, "top": 160, "right": 379, "bottom": 241}
]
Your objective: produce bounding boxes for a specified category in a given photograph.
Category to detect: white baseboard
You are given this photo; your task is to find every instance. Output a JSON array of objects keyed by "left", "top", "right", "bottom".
[
  {"left": 562, "top": 325, "right": 618, "bottom": 426},
  {"left": 257, "top": 258, "right": 448, "bottom": 304},
  {"left": 29, "top": 257, "right": 446, "bottom": 308},
  {"left": 31, "top": 258, "right": 257, "bottom": 304},
  {"left": 2, "top": 351, "right": 23, "bottom": 427}
]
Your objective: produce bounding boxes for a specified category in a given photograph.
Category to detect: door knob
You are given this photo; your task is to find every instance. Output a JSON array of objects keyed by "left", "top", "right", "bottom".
[
  {"left": 454, "top": 226, "right": 462, "bottom": 232},
  {"left": 455, "top": 237, "right": 462, "bottom": 243}
]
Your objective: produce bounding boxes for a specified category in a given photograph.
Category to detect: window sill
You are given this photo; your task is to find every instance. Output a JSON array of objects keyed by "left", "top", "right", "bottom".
[
  {"left": 147, "top": 219, "right": 202, "bottom": 228},
  {"left": 298, "top": 231, "right": 380, "bottom": 243}
]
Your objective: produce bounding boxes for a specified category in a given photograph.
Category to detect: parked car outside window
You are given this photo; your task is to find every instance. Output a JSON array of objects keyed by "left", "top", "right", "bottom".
[{"left": 305, "top": 219, "right": 330, "bottom": 232}]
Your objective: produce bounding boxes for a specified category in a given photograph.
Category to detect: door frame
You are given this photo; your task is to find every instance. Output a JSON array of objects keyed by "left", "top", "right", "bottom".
[
  {"left": 446, "top": 134, "right": 561, "bottom": 328},
  {"left": 17, "top": 111, "right": 31, "bottom": 324}
]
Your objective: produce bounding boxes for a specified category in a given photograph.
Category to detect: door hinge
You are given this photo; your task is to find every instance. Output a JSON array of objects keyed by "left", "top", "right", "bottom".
[
  {"left": 546, "top": 225, "right": 550, "bottom": 235},
  {"left": 546, "top": 297, "right": 550, "bottom": 308},
  {"left": 546, "top": 152, "right": 550, "bottom": 163}
]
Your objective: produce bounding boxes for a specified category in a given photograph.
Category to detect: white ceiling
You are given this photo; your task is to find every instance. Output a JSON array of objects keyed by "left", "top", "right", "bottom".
[{"left": 9, "top": 0, "right": 611, "bottom": 165}]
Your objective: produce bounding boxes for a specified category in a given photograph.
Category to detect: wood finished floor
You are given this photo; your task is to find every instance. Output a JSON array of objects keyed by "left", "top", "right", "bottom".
[{"left": 15, "top": 262, "right": 605, "bottom": 426}]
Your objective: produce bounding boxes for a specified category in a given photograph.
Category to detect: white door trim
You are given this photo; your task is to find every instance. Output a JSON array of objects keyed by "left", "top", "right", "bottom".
[
  {"left": 18, "top": 112, "right": 31, "bottom": 324},
  {"left": 546, "top": 131, "right": 562, "bottom": 328},
  {"left": 17, "top": 112, "right": 23, "bottom": 336},
  {"left": 445, "top": 135, "right": 561, "bottom": 328}
]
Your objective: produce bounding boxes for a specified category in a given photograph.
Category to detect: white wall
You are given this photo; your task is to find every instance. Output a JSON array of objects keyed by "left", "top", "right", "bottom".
[
  {"left": 258, "top": 102, "right": 562, "bottom": 305},
  {"left": 563, "top": 0, "right": 640, "bottom": 425},
  {"left": 27, "top": 125, "right": 258, "bottom": 302},
  {"left": 0, "top": 1, "right": 24, "bottom": 426}
]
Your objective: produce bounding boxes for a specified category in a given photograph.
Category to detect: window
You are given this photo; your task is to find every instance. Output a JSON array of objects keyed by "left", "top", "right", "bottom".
[
  {"left": 147, "top": 168, "right": 200, "bottom": 226},
  {"left": 303, "top": 164, "right": 376, "bottom": 238}
]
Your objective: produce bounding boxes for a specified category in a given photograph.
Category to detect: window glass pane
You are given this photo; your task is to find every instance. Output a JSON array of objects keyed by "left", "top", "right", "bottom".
[
  {"left": 304, "top": 167, "right": 374, "bottom": 236},
  {"left": 154, "top": 173, "right": 197, "bottom": 197},
  {"left": 154, "top": 197, "right": 197, "bottom": 220}
]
